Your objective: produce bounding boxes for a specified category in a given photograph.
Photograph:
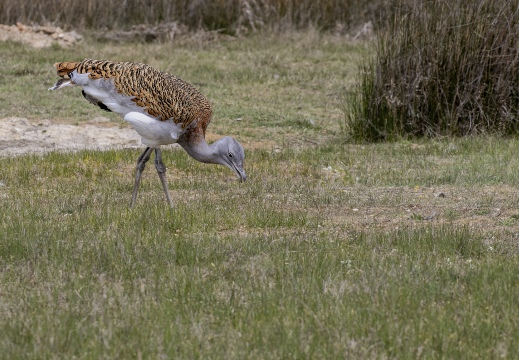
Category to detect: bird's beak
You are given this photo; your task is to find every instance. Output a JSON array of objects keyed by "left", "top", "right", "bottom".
[
  {"left": 236, "top": 167, "right": 247, "bottom": 182},
  {"left": 225, "top": 161, "right": 246, "bottom": 182}
]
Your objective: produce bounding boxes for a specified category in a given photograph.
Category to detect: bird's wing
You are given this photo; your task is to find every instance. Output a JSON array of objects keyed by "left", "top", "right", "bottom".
[{"left": 50, "top": 59, "right": 212, "bottom": 132}]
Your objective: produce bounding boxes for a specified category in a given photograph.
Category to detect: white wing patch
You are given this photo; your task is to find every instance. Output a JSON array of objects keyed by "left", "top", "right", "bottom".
[{"left": 69, "top": 73, "right": 144, "bottom": 116}]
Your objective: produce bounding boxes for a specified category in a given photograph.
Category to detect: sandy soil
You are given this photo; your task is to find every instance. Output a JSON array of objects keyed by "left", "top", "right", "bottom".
[{"left": 0, "top": 116, "right": 147, "bottom": 156}]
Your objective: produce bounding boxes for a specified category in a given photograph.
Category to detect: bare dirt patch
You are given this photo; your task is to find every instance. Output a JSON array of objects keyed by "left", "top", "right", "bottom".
[
  {"left": 319, "top": 184, "right": 519, "bottom": 241},
  {"left": 0, "top": 117, "right": 143, "bottom": 156}
]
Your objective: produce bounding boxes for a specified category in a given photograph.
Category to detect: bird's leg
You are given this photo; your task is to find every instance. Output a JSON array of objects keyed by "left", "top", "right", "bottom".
[
  {"left": 154, "top": 148, "right": 174, "bottom": 208},
  {"left": 131, "top": 147, "right": 153, "bottom": 207}
]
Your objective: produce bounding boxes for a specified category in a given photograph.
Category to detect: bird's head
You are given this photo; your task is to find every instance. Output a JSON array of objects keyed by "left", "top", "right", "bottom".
[{"left": 213, "top": 136, "right": 246, "bottom": 182}]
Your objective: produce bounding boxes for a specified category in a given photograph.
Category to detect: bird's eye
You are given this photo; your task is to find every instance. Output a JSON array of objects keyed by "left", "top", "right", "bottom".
[{"left": 228, "top": 152, "right": 233, "bottom": 158}]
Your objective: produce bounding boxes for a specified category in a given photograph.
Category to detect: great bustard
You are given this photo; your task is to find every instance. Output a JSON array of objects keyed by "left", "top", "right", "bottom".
[{"left": 49, "top": 59, "right": 246, "bottom": 207}]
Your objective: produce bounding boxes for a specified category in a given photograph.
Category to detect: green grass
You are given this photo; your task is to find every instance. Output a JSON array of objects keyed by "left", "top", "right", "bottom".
[
  {"left": 2, "top": 141, "right": 519, "bottom": 358},
  {"left": 1, "top": 34, "right": 519, "bottom": 358}
]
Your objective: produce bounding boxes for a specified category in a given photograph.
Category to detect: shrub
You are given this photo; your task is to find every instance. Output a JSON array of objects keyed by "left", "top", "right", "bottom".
[{"left": 346, "top": 0, "right": 519, "bottom": 141}]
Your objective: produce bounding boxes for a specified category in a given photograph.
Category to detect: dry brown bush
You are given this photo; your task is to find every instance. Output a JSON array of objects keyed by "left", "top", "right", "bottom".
[
  {"left": 346, "top": 0, "right": 519, "bottom": 141},
  {"left": 0, "top": 0, "right": 394, "bottom": 33}
]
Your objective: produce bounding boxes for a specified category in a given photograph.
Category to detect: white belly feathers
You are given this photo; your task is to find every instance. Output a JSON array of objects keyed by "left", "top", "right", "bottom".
[
  {"left": 73, "top": 72, "right": 182, "bottom": 147},
  {"left": 124, "top": 112, "right": 183, "bottom": 147}
]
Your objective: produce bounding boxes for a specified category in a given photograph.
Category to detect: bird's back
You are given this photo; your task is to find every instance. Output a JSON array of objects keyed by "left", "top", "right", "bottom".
[{"left": 54, "top": 59, "right": 212, "bottom": 132}]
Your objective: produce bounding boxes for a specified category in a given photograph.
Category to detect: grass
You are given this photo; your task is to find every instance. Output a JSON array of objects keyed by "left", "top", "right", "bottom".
[{"left": 2, "top": 34, "right": 519, "bottom": 358}]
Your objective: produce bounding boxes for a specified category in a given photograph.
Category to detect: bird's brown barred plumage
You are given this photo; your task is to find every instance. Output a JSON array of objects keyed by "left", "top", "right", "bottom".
[
  {"left": 53, "top": 59, "right": 212, "bottom": 133},
  {"left": 50, "top": 59, "right": 246, "bottom": 207}
]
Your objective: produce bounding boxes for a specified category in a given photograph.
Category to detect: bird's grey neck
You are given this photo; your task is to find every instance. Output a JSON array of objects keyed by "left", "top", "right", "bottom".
[{"left": 180, "top": 139, "right": 219, "bottom": 164}]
